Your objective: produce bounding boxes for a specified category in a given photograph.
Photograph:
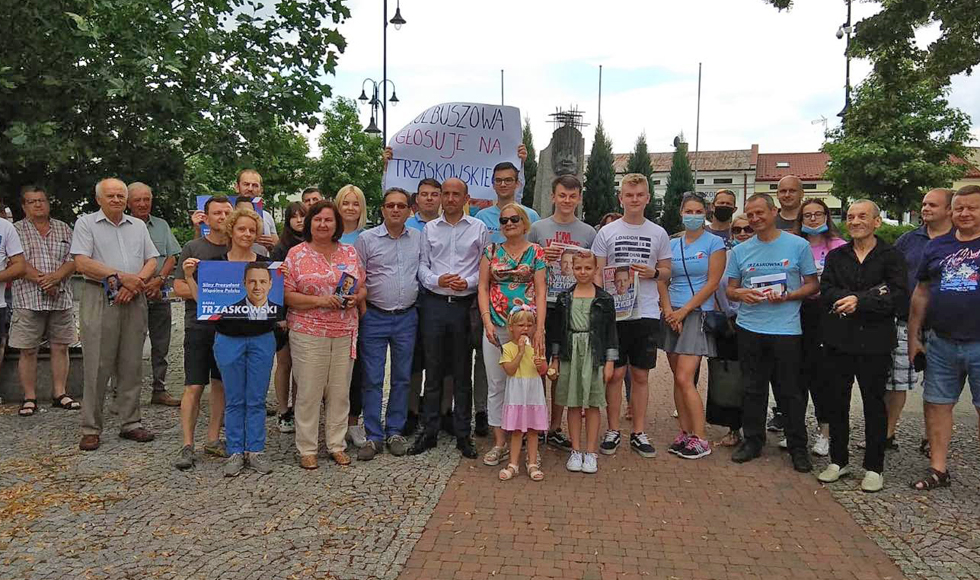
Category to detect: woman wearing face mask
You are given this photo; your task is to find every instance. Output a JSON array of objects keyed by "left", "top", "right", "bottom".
[
  {"left": 659, "top": 194, "right": 727, "bottom": 459},
  {"left": 795, "top": 198, "right": 846, "bottom": 456},
  {"left": 270, "top": 202, "right": 308, "bottom": 433}
]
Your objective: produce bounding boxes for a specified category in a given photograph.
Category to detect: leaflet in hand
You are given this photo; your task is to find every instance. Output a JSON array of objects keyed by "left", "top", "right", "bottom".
[
  {"left": 546, "top": 243, "right": 587, "bottom": 301},
  {"left": 197, "top": 260, "right": 284, "bottom": 321},
  {"left": 104, "top": 274, "right": 122, "bottom": 306},
  {"left": 747, "top": 273, "right": 787, "bottom": 300},
  {"left": 196, "top": 195, "right": 264, "bottom": 236},
  {"left": 602, "top": 265, "right": 639, "bottom": 321},
  {"left": 335, "top": 272, "right": 358, "bottom": 308}
]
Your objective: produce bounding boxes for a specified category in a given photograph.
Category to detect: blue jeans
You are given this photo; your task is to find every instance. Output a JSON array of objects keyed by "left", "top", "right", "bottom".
[
  {"left": 359, "top": 307, "right": 418, "bottom": 442},
  {"left": 214, "top": 332, "right": 276, "bottom": 454},
  {"left": 924, "top": 335, "right": 980, "bottom": 407}
]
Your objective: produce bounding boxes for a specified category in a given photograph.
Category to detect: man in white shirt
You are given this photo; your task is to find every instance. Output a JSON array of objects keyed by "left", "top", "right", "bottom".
[
  {"left": 592, "top": 173, "right": 672, "bottom": 458},
  {"left": 0, "top": 206, "right": 26, "bottom": 408},
  {"left": 410, "top": 178, "right": 488, "bottom": 459}
]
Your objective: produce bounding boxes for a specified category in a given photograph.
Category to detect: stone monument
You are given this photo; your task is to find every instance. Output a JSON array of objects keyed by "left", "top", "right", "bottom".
[{"left": 533, "top": 108, "right": 587, "bottom": 219}]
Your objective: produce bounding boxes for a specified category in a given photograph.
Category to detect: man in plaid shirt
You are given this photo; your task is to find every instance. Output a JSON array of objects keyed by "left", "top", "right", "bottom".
[{"left": 11, "top": 185, "right": 71, "bottom": 415}]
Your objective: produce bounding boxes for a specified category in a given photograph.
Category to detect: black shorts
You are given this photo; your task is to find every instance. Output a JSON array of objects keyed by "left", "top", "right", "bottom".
[
  {"left": 614, "top": 318, "right": 661, "bottom": 370},
  {"left": 184, "top": 325, "right": 222, "bottom": 385}
]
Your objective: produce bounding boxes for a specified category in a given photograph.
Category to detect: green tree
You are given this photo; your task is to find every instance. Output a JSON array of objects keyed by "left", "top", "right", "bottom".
[
  {"left": 309, "top": 98, "right": 384, "bottom": 218},
  {"left": 583, "top": 123, "right": 618, "bottom": 226},
  {"left": 0, "top": 0, "right": 349, "bottom": 224},
  {"left": 663, "top": 141, "right": 694, "bottom": 235},
  {"left": 626, "top": 133, "right": 659, "bottom": 221},
  {"left": 823, "top": 65, "right": 971, "bottom": 217},
  {"left": 521, "top": 116, "right": 538, "bottom": 210}
]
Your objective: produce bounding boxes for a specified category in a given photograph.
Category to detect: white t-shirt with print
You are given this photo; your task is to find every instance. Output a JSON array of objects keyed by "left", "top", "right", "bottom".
[
  {"left": 591, "top": 218, "right": 671, "bottom": 319},
  {"left": 0, "top": 219, "right": 25, "bottom": 308}
]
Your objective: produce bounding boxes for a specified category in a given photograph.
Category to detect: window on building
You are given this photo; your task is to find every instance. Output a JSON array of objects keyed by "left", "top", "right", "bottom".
[
  {"left": 769, "top": 184, "right": 778, "bottom": 190},
  {"left": 776, "top": 161, "right": 790, "bottom": 168},
  {"left": 696, "top": 179, "right": 704, "bottom": 184},
  {"left": 652, "top": 180, "right": 661, "bottom": 185},
  {"left": 713, "top": 178, "right": 733, "bottom": 184},
  {"left": 802, "top": 183, "right": 817, "bottom": 190}
]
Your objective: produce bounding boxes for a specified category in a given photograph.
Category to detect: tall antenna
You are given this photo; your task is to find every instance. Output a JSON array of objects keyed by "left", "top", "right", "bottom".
[{"left": 693, "top": 62, "right": 702, "bottom": 193}]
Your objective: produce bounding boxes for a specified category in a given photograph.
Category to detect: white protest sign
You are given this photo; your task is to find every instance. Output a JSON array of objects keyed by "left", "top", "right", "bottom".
[{"left": 385, "top": 102, "right": 524, "bottom": 204}]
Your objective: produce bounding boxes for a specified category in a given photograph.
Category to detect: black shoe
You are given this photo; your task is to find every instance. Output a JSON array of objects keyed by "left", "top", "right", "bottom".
[
  {"left": 885, "top": 436, "right": 899, "bottom": 451},
  {"left": 474, "top": 411, "right": 489, "bottom": 437},
  {"left": 440, "top": 412, "right": 455, "bottom": 436},
  {"left": 547, "top": 429, "right": 573, "bottom": 451},
  {"left": 731, "top": 441, "right": 762, "bottom": 463},
  {"left": 407, "top": 434, "right": 438, "bottom": 456},
  {"left": 456, "top": 437, "right": 477, "bottom": 459},
  {"left": 403, "top": 412, "right": 418, "bottom": 437},
  {"left": 790, "top": 448, "right": 813, "bottom": 472},
  {"left": 766, "top": 410, "right": 785, "bottom": 432}
]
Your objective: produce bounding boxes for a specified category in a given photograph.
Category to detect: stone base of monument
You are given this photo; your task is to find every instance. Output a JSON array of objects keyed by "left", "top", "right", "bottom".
[{"left": 0, "top": 346, "right": 85, "bottom": 403}]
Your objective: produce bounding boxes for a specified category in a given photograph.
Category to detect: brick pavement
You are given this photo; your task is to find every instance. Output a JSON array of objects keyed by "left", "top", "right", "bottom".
[{"left": 399, "top": 358, "right": 908, "bottom": 580}]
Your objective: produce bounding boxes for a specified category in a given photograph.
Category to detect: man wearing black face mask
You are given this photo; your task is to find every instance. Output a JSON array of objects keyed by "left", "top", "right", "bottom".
[{"left": 707, "top": 189, "right": 738, "bottom": 249}]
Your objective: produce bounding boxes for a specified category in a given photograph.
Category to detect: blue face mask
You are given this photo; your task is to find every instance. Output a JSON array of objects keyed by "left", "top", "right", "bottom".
[
  {"left": 801, "top": 223, "right": 829, "bottom": 235},
  {"left": 682, "top": 215, "right": 705, "bottom": 231}
]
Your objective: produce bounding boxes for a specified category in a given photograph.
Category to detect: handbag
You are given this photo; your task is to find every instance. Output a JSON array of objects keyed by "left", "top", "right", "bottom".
[
  {"left": 678, "top": 238, "right": 732, "bottom": 338},
  {"left": 707, "top": 358, "right": 744, "bottom": 409}
]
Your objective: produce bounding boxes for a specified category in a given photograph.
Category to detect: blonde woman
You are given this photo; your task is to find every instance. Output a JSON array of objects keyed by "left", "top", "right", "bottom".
[{"left": 335, "top": 184, "right": 367, "bottom": 244}]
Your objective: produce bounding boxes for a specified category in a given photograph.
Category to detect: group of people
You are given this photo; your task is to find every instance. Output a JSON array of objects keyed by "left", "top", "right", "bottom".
[{"left": 8, "top": 156, "right": 979, "bottom": 490}]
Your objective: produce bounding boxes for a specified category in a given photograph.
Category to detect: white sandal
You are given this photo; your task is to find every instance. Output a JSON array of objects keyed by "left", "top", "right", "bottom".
[{"left": 499, "top": 463, "right": 519, "bottom": 481}]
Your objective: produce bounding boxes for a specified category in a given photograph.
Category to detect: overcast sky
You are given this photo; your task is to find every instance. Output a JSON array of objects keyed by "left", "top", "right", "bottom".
[{"left": 312, "top": 0, "right": 980, "bottom": 157}]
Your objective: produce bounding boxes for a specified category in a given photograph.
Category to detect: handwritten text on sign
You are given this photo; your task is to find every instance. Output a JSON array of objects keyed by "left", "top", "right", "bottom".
[{"left": 385, "top": 103, "right": 524, "bottom": 201}]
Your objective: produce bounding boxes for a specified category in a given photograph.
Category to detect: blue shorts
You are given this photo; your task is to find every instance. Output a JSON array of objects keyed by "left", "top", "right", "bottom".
[{"left": 923, "top": 335, "right": 980, "bottom": 407}]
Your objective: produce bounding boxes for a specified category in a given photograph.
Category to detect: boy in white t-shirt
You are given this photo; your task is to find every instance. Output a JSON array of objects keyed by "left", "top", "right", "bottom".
[{"left": 591, "top": 174, "right": 672, "bottom": 458}]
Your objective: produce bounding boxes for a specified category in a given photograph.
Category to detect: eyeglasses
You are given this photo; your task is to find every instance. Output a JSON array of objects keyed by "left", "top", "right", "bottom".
[
  {"left": 499, "top": 215, "right": 522, "bottom": 225},
  {"left": 493, "top": 177, "right": 517, "bottom": 186},
  {"left": 383, "top": 203, "right": 408, "bottom": 210},
  {"left": 24, "top": 199, "right": 48, "bottom": 205},
  {"left": 802, "top": 211, "right": 826, "bottom": 220},
  {"left": 731, "top": 226, "right": 754, "bottom": 234}
]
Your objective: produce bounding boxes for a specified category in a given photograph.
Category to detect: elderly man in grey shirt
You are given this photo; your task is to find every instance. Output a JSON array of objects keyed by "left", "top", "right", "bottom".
[
  {"left": 72, "top": 178, "right": 160, "bottom": 451},
  {"left": 353, "top": 187, "right": 422, "bottom": 461}
]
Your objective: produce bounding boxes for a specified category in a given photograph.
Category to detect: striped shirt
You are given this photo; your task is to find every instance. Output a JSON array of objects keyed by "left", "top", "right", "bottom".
[{"left": 12, "top": 218, "right": 73, "bottom": 311}]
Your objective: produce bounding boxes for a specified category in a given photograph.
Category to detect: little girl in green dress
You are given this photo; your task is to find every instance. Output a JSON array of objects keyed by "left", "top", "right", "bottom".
[{"left": 548, "top": 251, "right": 618, "bottom": 474}]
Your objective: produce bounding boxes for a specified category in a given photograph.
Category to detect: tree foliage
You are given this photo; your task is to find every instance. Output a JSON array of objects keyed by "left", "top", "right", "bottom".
[
  {"left": 583, "top": 123, "right": 618, "bottom": 226},
  {"left": 0, "top": 0, "right": 349, "bottom": 224},
  {"left": 309, "top": 98, "right": 384, "bottom": 218},
  {"left": 521, "top": 116, "right": 538, "bottom": 210},
  {"left": 663, "top": 141, "right": 694, "bottom": 235},
  {"left": 823, "top": 65, "right": 971, "bottom": 216},
  {"left": 626, "top": 133, "right": 660, "bottom": 221},
  {"left": 763, "top": 0, "right": 980, "bottom": 84}
]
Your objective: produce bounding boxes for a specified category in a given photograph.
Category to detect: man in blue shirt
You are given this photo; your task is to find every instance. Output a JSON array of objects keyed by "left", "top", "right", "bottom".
[
  {"left": 475, "top": 146, "right": 537, "bottom": 243},
  {"left": 725, "top": 193, "right": 819, "bottom": 472},
  {"left": 908, "top": 185, "right": 980, "bottom": 491},
  {"left": 406, "top": 178, "right": 442, "bottom": 233}
]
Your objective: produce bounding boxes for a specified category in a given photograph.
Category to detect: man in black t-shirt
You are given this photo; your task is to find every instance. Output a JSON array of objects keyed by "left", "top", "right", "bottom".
[{"left": 172, "top": 196, "right": 234, "bottom": 470}]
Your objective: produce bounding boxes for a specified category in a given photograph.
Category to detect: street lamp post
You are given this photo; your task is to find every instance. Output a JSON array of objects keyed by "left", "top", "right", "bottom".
[
  {"left": 836, "top": 0, "right": 853, "bottom": 122},
  {"left": 359, "top": 0, "right": 406, "bottom": 144}
]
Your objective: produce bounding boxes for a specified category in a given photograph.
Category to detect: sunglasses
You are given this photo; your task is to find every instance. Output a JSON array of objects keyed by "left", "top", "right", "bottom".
[
  {"left": 731, "top": 226, "right": 754, "bottom": 234},
  {"left": 499, "top": 215, "right": 522, "bottom": 225},
  {"left": 383, "top": 203, "right": 408, "bottom": 210}
]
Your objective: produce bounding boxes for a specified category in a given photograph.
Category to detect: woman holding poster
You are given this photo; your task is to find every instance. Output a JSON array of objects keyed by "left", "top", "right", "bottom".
[
  {"left": 192, "top": 208, "right": 278, "bottom": 477},
  {"left": 478, "top": 204, "right": 547, "bottom": 468},
  {"left": 284, "top": 200, "right": 366, "bottom": 469}
]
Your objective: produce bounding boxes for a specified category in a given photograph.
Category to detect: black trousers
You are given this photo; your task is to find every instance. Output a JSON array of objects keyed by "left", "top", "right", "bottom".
[
  {"left": 419, "top": 293, "right": 474, "bottom": 438},
  {"left": 738, "top": 328, "right": 807, "bottom": 450},
  {"left": 800, "top": 300, "right": 831, "bottom": 424},
  {"left": 825, "top": 347, "right": 890, "bottom": 473}
]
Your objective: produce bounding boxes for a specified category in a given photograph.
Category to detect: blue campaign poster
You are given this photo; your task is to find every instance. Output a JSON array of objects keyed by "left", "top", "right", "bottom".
[
  {"left": 197, "top": 261, "right": 284, "bottom": 321},
  {"left": 196, "top": 195, "right": 264, "bottom": 236}
]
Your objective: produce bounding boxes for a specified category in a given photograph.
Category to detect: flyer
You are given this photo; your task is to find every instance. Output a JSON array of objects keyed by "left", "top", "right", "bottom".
[
  {"left": 196, "top": 195, "right": 264, "bottom": 236},
  {"left": 197, "top": 260, "right": 284, "bottom": 321},
  {"left": 602, "top": 265, "right": 639, "bottom": 321},
  {"left": 546, "top": 243, "right": 587, "bottom": 302},
  {"left": 335, "top": 271, "right": 359, "bottom": 308}
]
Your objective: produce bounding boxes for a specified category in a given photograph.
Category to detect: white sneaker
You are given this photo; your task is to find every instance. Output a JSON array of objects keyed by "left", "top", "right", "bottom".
[
  {"left": 861, "top": 471, "right": 884, "bottom": 493},
  {"left": 566, "top": 451, "right": 583, "bottom": 472},
  {"left": 346, "top": 425, "right": 368, "bottom": 448},
  {"left": 812, "top": 434, "right": 830, "bottom": 457},
  {"left": 778, "top": 437, "right": 788, "bottom": 449},
  {"left": 582, "top": 452, "right": 598, "bottom": 474},
  {"left": 817, "top": 463, "right": 852, "bottom": 483}
]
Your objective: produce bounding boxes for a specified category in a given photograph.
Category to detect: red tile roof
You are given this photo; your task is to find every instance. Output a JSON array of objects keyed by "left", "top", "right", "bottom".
[
  {"left": 756, "top": 152, "right": 831, "bottom": 181},
  {"left": 951, "top": 147, "right": 980, "bottom": 178},
  {"left": 613, "top": 145, "right": 758, "bottom": 174}
]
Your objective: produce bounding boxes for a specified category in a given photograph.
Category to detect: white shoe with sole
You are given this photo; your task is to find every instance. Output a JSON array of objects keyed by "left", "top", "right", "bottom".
[
  {"left": 812, "top": 434, "right": 830, "bottom": 457},
  {"left": 817, "top": 463, "right": 852, "bottom": 483},
  {"left": 861, "top": 471, "right": 884, "bottom": 492}
]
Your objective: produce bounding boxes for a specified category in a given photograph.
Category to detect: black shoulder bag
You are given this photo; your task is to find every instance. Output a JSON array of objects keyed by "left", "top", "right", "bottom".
[{"left": 679, "top": 239, "right": 732, "bottom": 338}]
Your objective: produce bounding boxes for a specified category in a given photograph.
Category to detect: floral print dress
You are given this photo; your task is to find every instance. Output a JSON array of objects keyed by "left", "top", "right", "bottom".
[{"left": 484, "top": 243, "right": 547, "bottom": 327}]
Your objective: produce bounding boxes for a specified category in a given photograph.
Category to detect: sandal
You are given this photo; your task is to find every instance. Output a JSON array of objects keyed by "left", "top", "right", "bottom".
[
  {"left": 910, "top": 467, "right": 950, "bottom": 491},
  {"left": 715, "top": 430, "right": 742, "bottom": 447},
  {"left": 483, "top": 446, "right": 509, "bottom": 466},
  {"left": 19, "top": 399, "right": 38, "bottom": 417},
  {"left": 526, "top": 462, "right": 544, "bottom": 482},
  {"left": 498, "top": 463, "right": 519, "bottom": 481},
  {"left": 52, "top": 394, "right": 81, "bottom": 410}
]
